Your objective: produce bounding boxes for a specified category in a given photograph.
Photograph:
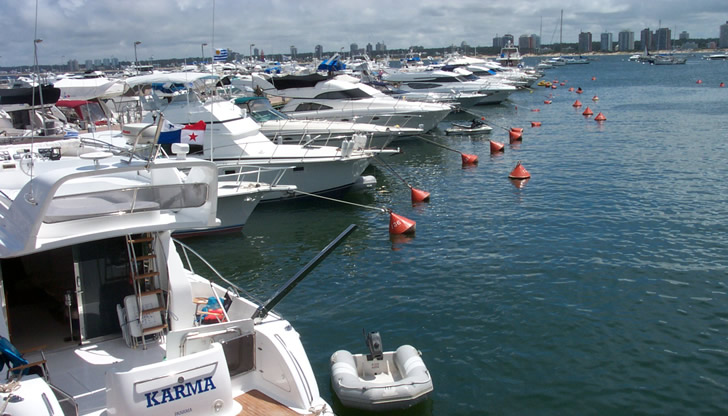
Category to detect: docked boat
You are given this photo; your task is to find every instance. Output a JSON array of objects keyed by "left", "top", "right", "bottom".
[
  {"left": 495, "top": 41, "right": 523, "bottom": 67},
  {"left": 331, "top": 331, "right": 433, "bottom": 411},
  {"left": 444, "top": 119, "right": 493, "bottom": 135},
  {"left": 247, "top": 73, "right": 453, "bottom": 132},
  {"left": 0, "top": 142, "right": 339, "bottom": 415}
]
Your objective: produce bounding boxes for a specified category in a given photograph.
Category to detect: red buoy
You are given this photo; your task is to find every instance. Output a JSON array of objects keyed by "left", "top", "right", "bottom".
[
  {"left": 696, "top": 79, "right": 702, "bottom": 84},
  {"left": 592, "top": 95, "right": 599, "bottom": 101},
  {"left": 576, "top": 88, "right": 583, "bottom": 94},
  {"left": 591, "top": 76, "right": 596, "bottom": 81},
  {"left": 594, "top": 112, "right": 606, "bottom": 121},
  {"left": 531, "top": 121, "right": 542, "bottom": 127},
  {"left": 551, "top": 84, "right": 557, "bottom": 89},
  {"left": 508, "top": 161, "right": 531, "bottom": 179},
  {"left": 721, "top": 82, "right": 725, "bottom": 88},
  {"left": 410, "top": 187, "right": 430, "bottom": 203},
  {"left": 461, "top": 153, "right": 479, "bottom": 165},
  {"left": 510, "top": 127, "right": 524, "bottom": 133},
  {"left": 509, "top": 129, "right": 522, "bottom": 141},
  {"left": 560, "top": 82, "right": 565, "bottom": 86},
  {"left": 573, "top": 100, "right": 582, "bottom": 107},
  {"left": 389, "top": 212, "right": 416, "bottom": 235},
  {"left": 568, "top": 87, "right": 575, "bottom": 92},
  {"left": 489, "top": 140, "right": 505, "bottom": 153},
  {"left": 582, "top": 107, "right": 594, "bottom": 116},
  {"left": 544, "top": 100, "right": 552, "bottom": 104},
  {"left": 531, "top": 108, "right": 541, "bottom": 112}
]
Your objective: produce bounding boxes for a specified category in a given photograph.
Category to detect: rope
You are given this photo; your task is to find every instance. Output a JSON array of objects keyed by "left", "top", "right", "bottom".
[
  {"left": 291, "top": 189, "right": 388, "bottom": 214},
  {"left": 374, "top": 155, "right": 412, "bottom": 189}
]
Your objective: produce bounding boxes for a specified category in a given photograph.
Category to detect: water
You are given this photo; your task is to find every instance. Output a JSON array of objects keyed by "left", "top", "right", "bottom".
[{"left": 187, "top": 55, "right": 728, "bottom": 415}]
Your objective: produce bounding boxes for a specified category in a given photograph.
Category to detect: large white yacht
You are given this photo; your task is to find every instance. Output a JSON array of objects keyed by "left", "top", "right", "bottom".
[
  {"left": 123, "top": 72, "right": 397, "bottom": 202},
  {"left": 246, "top": 73, "right": 453, "bottom": 132},
  {"left": 0, "top": 143, "right": 337, "bottom": 415}
]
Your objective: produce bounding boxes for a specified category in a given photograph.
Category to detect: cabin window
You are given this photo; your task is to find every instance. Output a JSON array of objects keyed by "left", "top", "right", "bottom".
[
  {"left": 294, "top": 103, "right": 333, "bottom": 112},
  {"left": 314, "top": 89, "right": 372, "bottom": 100}
]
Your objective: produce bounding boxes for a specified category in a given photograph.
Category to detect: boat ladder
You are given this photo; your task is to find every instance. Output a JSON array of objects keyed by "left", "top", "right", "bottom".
[{"left": 125, "top": 232, "right": 168, "bottom": 349}]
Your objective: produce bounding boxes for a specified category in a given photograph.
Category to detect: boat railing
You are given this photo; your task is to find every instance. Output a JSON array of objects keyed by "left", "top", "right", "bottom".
[
  {"left": 173, "top": 238, "right": 265, "bottom": 307},
  {"left": 48, "top": 383, "right": 79, "bottom": 415},
  {"left": 217, "top": 164, "right": 292, "bottom": 187}
]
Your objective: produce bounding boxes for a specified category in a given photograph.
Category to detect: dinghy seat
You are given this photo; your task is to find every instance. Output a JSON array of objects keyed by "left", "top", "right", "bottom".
[{"left": 0, "top": 336, "right": 49, "bottom": 380}]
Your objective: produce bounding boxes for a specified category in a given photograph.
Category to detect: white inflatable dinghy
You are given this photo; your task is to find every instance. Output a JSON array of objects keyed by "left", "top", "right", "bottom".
[{"left": 330, "top": 331, "right": 433, "bottom": 411}]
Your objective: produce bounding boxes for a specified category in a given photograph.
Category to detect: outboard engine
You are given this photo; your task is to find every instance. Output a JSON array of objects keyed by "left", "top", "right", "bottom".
[{"left": 365, "top": 331, "right": 383, "bottom": 361}]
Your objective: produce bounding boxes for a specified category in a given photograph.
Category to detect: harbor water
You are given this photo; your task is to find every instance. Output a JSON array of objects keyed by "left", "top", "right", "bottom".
[{"left": 188, "top": 55, "right": 728, "bottom": 415}]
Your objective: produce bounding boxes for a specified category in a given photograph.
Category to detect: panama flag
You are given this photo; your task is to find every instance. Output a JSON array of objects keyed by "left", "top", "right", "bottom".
[{"left": 158, "top": 120, "right": 206, "bottom": 144}]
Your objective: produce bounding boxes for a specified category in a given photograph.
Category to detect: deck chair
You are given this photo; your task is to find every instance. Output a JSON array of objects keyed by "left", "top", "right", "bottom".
[{"left": 0, "top": 336, "right": 49, "bottom": 381}]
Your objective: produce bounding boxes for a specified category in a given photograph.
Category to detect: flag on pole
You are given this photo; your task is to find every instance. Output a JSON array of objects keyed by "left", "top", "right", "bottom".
[
  {"left": 214, "top": 48, "right": 228, "bottom": 62},
  {"left": 158, "top": 120, "right": 206, "bottom": 144}
]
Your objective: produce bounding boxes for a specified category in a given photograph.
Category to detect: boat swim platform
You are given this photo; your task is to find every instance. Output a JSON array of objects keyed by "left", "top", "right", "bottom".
[{"left": 235, "top": 389, "right": 314, "bottom": 416}]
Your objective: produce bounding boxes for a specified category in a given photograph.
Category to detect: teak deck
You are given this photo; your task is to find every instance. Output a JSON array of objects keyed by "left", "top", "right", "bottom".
[{"left": 235, "top": 390, "right": 313, "bottom": 416}]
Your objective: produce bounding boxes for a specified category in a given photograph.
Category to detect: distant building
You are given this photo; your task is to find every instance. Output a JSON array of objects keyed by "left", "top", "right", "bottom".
[
  {"left": 492, "top": 35, "right": 503, "bottom": 48},
  {"left": 517, "top": 34, "right": 540, "bottom": 53},
  {"left": 531, "top": 34, "right": 541, "bottom": 51},
  {"left": 502, "top": 34, "right": 514, "bottom": 46},
  {"left": 349, "top": 43, "right": 358, "bottom": 57},
  {"left": 655, "top": 28, "right": 671, "bottom": 50},
  {"left": 600, "top": 32, "right": 613, "bottom": 52},
  {"left": 720, "top": 21, "right": 728, "bottom": 48},
  {"left": 679, "top": 31, "right": 689, "bottom": 40},
  {"left": 578, "top": 32, "right": 592, "bottom": 53},
  {"left": 111, "top": 57, "right": 119, "bottom": 68},
  {"left": 85, "top": 59, "right": 93, "bottom": 69},
  {"left": 366, "top": 43, "right": 373, "bottom": 55},
  {"left": 375, "top": 41, "right": 387, "bottom": 53},
  {"left": 253, "top": 47, "right": 259, "bottom": 58},
  {"left": 314, "top": 45, "right": 323, "bottom": 59},
  {"left": 67, "top": 59, "right": 79, "bottom": 71},
  {"left": 640, "top": 28, "right": 653, "bottom": 51},
  {"left": 618, "top": 30, "right": 635, "bottom": 51}
]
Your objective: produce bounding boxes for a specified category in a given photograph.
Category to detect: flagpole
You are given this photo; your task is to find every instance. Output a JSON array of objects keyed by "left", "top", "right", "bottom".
[{"left": 210, "top": 0, "right": 215, "bottom": 162}]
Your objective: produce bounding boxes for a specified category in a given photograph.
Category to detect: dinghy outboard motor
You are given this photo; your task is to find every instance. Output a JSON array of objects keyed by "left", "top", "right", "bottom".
[{"left": 365, "top": 331, "right": 383, "bottom": 361}]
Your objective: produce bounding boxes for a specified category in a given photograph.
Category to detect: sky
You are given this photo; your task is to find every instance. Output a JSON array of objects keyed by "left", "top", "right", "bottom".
[{"left": 1, "top": 0, "right": 726, "bottom": 67}]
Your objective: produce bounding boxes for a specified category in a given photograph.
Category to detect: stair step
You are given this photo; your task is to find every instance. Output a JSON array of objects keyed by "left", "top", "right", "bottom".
[
  {"left": 139, "top": 289, "right": 163, "bottom": 297},
  {"left": 142, "top": 324, "right": 167, "bottom": 335},
  {"left": 142, "top": 306, "right": 166, "bottom": 315},
  {"left": 128, "top": 236, "right": 154, "bottom": 244},
  {"left": 133, "top": 271, "right": 159, "bottom": 280},
  {"left": 135, "top": 254, "right": 156, "bottom": 261}
]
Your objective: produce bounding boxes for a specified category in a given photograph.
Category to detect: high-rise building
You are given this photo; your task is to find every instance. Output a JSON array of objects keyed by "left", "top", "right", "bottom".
[
  {"left": 600, "top": 33, "right": 613, "bottom": 52},
  {"left": 578, "top": 32, "right": 592, "bottom": 53},
  {"left": 531, "top": 34, "right": 541, "bottom": 51},
  {"left": 314, "top": 45, "right": 323, "bottom": 59},
  {"left": 720, "top": 21, "right": 728, "bottom": 48},
  {"left": 349, "top": 43, "right": 358, "bottom": 57},
  {"left": 290, "top": 45, "right": 297, "bottom": 59},
  {"left": 375, "top": 41, "right": 387, "bottom": 53},
  {"left": 618, "top": 30, "right": 635, "bottom": 51},
  {"left": 655, "top": 28, "right": 671, "bottom": 50},
  {"left": 253, "top": 47, "right": 259, "bottom": 59},
  {"left": 679, "top": 31, "right": 689, "bottom": 40},
  {"left": 366, "top": 43, "right": 373, "bottom": 55},
  {"left": 492, "top": 35, "right": 503, "bottom": 48},
  {"left": 640, "top": 28, "right": 653, "bottom": 51}
]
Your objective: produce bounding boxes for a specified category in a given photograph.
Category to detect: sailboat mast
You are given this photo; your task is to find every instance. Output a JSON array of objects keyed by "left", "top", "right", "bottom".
[{"left": 559, "top": 9, "right": 563, "bottom": 52}]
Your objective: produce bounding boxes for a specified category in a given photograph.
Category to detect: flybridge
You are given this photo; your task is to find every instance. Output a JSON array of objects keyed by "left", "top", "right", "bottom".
[{"left": 144, "top": 376, "right": 217, "bottom": 408}]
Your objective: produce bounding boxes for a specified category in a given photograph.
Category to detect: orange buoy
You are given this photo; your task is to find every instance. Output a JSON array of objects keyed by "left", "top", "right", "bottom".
[
  {"left": 508, "top": 161, "right": 531, "bottom": 179},
  {"left": 572, "top": 100, "right": 582, "bottom": 107},
  {"left": 509, "top": 129, "right": 522, "bottom": 141},
  {"left": 489, "top": 140, "right": 505, "bottom": 153},
  {"left": 461, "top": 153, "right": 479, "bottom": 165},
  {"left": 410, "top": 187, "right": 430, "bottom": 203},
  {"left": 544, "top": 100, "right": 552, "bottom": 104},
  {"left": 591, "top": 76, "right": 596, "bottom": 81},
  {"left": 594, "top": 112, "right": 606, "bottom": 121},
  {"left": 582, "top": 107, "right": 593, "bottom": 116},
  {"left": 531, "top": 121, "right": 542, "bottom": 127},
  {"left": 531, "top": 108, "right": 540, "bottom": 112},
  {"left": 510, "top": 127, "right": 524, "bottom": 133},
  {"left": 720, "top": 82, "right": 725, "bottom": 87},
  {"left": 551, "top": 84, "right": 557, "bottom": 89},
  {"left": 576, "top": 88, "right": 583, "bottom": 94},
  {"left": 568, "top": 87, "right": 575, "bottom": 92},
  {"left": 389, "top": 212, "right": 416, "bottom": 235},
  {"left": 560, "top": 82, "right": 565, "bottom": 86},
  {"left": 696, "top": 79, "right": 702, "bottom": 84},
  {"left": 592, "top": 95, "right": 599, "bottom": 101}
]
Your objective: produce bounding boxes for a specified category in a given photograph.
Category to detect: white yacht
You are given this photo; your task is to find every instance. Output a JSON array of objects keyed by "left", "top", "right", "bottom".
[
  {"left": 247, "top": 73, "right": 453, "bottom": 132},
  {"left": 124, "top": 72, "right": 395, "bottom": 202},
  {"left": 0, "top": 144, "right": 337, "bottom": 415},
  {"left": 233, "top": 95, "right": 420, "bottom": 148}
]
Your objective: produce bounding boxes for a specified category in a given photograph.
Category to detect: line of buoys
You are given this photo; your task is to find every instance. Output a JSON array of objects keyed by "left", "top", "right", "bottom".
[
  {"left": 416, "top": 134, "right": 478, "bottom": 166},
  {"left": 489, "top": 140, "right": 505, "bottom": 153},
  {"left": 582, "top": 107, "right": 594, "bottom": 116},
  {"left": 508, "top": 161, "right": 531, "bottom": 179},
  {"left": 573, "top": 100, "right": 583, "bottom": 107},
  {"left": 531, "top": 121, "right": 542, "bottom": 127},
  {"left": 594, "top": 112, "right": 606, "bottom": 122},
  {"left": 389, "top": 211, "right": 416, "bottom": 235},
  {"left": 374, "top": 155, "right": 430, "bottom": 204}
]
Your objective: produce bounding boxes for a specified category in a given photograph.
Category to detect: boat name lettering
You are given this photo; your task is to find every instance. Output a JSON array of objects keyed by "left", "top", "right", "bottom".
[
  {"left": 174, "top": 408, "right": 193, "bottom": 416},
  {"left": 144, "top": 376, "right": 216, "bottom": 408}
]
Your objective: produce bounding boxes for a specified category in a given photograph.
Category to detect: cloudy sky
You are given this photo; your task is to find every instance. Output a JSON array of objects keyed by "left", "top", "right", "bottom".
[{"left": 1, "top": 0, "right": 726, "bottom": 67}]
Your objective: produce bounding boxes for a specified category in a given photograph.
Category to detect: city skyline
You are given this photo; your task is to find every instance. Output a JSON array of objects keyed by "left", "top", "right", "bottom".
[{"left": 1, "top": 0, "right": 726, "bottom": 67}]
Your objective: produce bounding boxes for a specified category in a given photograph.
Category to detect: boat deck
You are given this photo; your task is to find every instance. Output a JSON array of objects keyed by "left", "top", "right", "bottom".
[{"left": 235, "top": 389, "right": 312, "bottom": 416}]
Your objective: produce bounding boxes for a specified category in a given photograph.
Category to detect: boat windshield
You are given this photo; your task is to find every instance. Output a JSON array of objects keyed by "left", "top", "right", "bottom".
[{"left": 247, "top": 100, "right": 289, "bottom": 122}]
